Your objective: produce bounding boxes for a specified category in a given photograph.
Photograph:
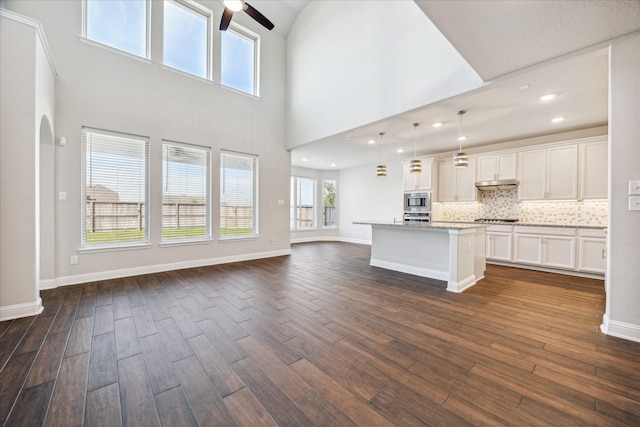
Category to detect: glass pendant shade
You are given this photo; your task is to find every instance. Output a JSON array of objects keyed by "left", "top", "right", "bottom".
[
  {"left": 453, "top": 151, "right": 469, "bottom": 168},
  {"left": 453, "top": 110, "right": 468, "bottom": 168},
  {"left": 409, "top": 159, "right": 422, "bottom": 173},
  {"left": 376, "top": 164, "right": 387, "bottom": 177}
]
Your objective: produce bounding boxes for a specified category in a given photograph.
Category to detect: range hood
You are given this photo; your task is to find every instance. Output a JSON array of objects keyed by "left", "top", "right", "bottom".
[{"left": 475, "top": 179, "right": 519, "bottom": 191}]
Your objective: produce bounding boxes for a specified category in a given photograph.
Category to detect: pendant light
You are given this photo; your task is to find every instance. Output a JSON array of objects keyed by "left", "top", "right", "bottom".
[
  {"left": 376, "top": 132, "right": 387, "bottom": 177},
  {"left": 409, "top": 123, "right": 422, "bottom": 173},
  {"left": 453, "top": 110, "right": 469, "bottom": 168}
]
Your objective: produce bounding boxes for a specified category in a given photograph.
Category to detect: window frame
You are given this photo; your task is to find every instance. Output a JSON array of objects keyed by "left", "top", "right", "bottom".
[
  {"left": 322, "top": 178, "right": 337, "bottom": 229},
  {"left": 220, "top": 23, "right": 260, "bottom": 96},
  {"left": 161, "top": 140, "right": 212, "bottom": 243},
  {"left": 162, "top": 0, "right": 212, "bottom": 80},
  {"left": 81, "top": 127, "right": 150, "bottom": 250},
  {"left": 290, "top": 176, "right": 317, "bottom": 231},
  {"left": 82, "top": 0, "right": 151, "bottom": 60},
  {"left": 219, "top": 150, "right": 259, "bottom": 240}
]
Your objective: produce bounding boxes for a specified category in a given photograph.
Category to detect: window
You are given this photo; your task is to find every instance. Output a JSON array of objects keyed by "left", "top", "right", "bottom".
[
  {"left": 82, "top": 128, "right": 149, "bottom": 247},
  {"left": 163, "top": 0, "right": 210, "bottom": 78},
  {"left": 291, "top": 177, "right": 316, "bottom": 230},
  {"left": 221, "top": 25, "right": 258, "bottom": 95},
  {"left": 162, "top": 142, "right": 210, "bottom": 241},
  {"left": 220, "top": 151, "right": 258, "bottom": 237},
  {"left": 322, "top": 179, "right": 337, "bottom": 228},
  {"left": 85, "top": 0, "right": 149, "bottom": 58}
]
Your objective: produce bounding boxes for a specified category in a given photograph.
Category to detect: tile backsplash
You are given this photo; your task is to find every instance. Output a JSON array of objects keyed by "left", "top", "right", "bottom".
[{"left": 438, "top": 189, "right": 607, "bottom": 226}]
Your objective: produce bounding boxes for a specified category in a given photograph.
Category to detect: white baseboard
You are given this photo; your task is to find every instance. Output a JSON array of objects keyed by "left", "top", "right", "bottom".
[
  {"left": 40, "top": 249, "right": 292, "bottom": 290},
  {"left": 448, "top": 274, "right": 483, "bottom": 293},
  {"left": 0, "top": 297, "right": 44, "bottom": 322},
  {"left": 601, "top": 314, "right": 640, "bottom": 343}
]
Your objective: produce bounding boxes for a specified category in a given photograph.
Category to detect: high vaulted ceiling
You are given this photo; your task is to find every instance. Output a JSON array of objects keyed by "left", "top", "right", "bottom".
[{"left": 282, "top": 0, "right": 640, "bottom": 171}]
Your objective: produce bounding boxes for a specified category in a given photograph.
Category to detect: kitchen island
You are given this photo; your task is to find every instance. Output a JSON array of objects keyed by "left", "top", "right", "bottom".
[{"left": 354, "top": 221, "right": 487, "bottom": 292}]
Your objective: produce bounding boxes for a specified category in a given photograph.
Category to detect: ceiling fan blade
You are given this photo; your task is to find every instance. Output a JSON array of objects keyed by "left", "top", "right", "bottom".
[
  {"left": 244, "top": 2, "right": 274, "bottom": 30},
  {"left": 220, "top": 7, "right": 233, "bottom": 31}
]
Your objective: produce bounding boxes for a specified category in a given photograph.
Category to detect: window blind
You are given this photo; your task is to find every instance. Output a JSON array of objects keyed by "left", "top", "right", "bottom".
[
  {"left": 162, "top": 142, "right": 210, "bottom": 240},
  {"left": 82, "top": 128, "right": 149, "bottom": 246},
  {"left": 220, "top": 151, "right": 257, "bottom": 237}
]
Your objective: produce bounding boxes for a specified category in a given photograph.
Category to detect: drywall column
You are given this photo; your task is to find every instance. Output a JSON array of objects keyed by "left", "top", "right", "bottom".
[
  {"left": 0, "top": 11, "right": 55, "bottom": 320},
  {"left": 602, "top": 33, "right": 640, "bottom": 342}
]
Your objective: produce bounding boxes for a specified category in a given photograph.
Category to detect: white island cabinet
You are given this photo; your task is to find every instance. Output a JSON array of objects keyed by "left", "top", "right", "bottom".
[{"left": 354, "top": 221, "right": 487, "bottom": 293}]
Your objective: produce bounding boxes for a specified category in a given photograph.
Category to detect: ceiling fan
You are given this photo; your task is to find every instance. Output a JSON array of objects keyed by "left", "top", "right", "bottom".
[{"left": 220, "top": 0, "right": 274, "bottom": 31}]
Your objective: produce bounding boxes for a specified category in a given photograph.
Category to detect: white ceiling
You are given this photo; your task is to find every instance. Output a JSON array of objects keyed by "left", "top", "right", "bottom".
[{"left": 282, "top": 1, "right": 640, "bottom": 171}]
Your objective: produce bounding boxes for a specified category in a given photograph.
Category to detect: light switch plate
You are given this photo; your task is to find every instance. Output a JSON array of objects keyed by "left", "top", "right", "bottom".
[
  {"left": 629, "top": 180, "right": 640, "bottom": 195},
  {"left": 629, "top": 196, "right": 640, "bottom": 211},
  {"left": 58, "top": 191, "right": 67, "bottom": 200}
]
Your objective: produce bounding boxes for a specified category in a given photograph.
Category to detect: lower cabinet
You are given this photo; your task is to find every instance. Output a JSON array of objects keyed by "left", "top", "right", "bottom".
[
  {"left": 486, "top": 225, "right": 513, "bottom": 262},
  {"left": 578, "top": 229, "right": 606, "bottom": 274},
  {"left": 487, "top": 225, "right": 605, "bottom": 276},
  {"left": 513, "top": 226, "right": 577, "bottom": 271}
]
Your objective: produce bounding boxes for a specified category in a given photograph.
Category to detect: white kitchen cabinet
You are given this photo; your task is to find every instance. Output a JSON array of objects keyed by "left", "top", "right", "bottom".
[
  {"left": 514, "top": 226, "right": 576, "bottom": 270},
  {"left": 486, "top": 225, "right": 513, "bottom": 262},
  {"left": 518, "top": 145, "right": 578, "bottom": 200},
  {"left": 579, "top": 139, "right": 608, "bottom": 199},
  {"left": 476, "top": 153, "right": 517, "bottom": 182},
  {"left": 403, "top": 159, "right": 434, "bottom": 192},
  {"left": 578, "top": 229, "right": 606, "bottom": 274},
  {"left": 438, "top": 159, "right": 476, "bottom": 202}
]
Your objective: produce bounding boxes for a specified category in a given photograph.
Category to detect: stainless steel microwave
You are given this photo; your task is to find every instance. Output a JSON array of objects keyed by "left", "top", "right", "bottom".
[{"left": 404, "top": 192, "right": 431, "bottom": 212}]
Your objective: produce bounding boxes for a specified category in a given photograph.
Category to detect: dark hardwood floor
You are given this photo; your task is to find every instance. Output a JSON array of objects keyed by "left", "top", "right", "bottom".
[{"left": 1, "top": 241, "right": 639, "bottom": 426}]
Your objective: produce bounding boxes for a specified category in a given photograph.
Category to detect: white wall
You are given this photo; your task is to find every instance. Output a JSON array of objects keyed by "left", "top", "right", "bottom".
[
  {"left": 603, "top": 33, "right": 640, "bottom": 342},
  {"left": 0, "top": 11, "right": 55, "bottom": 319},
  {"left": 5, "top": 1, "right": 291, "bottom": 288},
  {"left": 286, "top": 0, "right": 482, "bottom": 149}
]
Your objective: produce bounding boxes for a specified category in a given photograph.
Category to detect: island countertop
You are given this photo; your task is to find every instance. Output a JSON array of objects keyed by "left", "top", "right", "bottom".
[{"left": 353, "top": 220, "right": 488, "bottom": 230}]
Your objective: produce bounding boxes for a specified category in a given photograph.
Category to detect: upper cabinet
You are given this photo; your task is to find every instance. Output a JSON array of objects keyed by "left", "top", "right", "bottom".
[
  {"left": 518, "top": 145, "right": 578, "bottom": 200},
  {"left": 403, "top": 159, "right": 436, "bottom": 193},
  {"left": 438, "top": 159, "right": 477, "bottom": 202},
  {"left": 579, "top": 138, "right": 608, "bottom": 199},
  {"left": 476, "top": 153, "right": 516, "bottom": 182}
]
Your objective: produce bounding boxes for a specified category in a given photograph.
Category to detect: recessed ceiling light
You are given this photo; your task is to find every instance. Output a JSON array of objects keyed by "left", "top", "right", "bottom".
[
  {"left": 396, "top": 148, "right": 404, "bottom": 153},
  {"left": 330, "top": 163, "right": 336, "bottom": 167},
  {"left": 539, "top": 93, "right": 557, "bottom": 101},
  {"left": 302, "top": 157, "right": 308, "bottom": 162},
  {"left": 457, "top": 136, "right": 467, "bottom": 141},
  {"left": 551, "top": 116, "right": 565, "bottom": 123},
  {"left": 432, "top": 122, "right": 443, "bottom": 128},
  {"left": 368, "top": 139, "right": 376, "bottom": 144},
  {"left": 519, "top": 84, "right": 530, "bottom": 90}
]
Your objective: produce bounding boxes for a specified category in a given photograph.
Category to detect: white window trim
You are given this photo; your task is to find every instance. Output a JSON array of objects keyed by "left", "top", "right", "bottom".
[
  {"left": 81, "top": 127, "right": 150, "bottom": 250},
  {"left": 220, "top": 150, "right": 259, "bottom": 240},
  {"left": 221, "top": 23, "right": 260, "bottom": 97},
  {"left": 161, "top": 139, "right": 212, "bottom": 243},
  {"left": 162, "top": 0, "right": 213, "bottom": 80},
  {"left": 291, "top": 176, "right": 318, "bottom": 231},
  {"left": 82, "top": 0, "right": 152, "bottom": 60},
  {"left": 322, "top": 178, "right": 338, "bottom": 229}
]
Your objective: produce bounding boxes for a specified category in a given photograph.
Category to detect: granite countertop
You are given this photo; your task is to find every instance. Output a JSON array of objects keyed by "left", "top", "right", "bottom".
[{"left": 353, "top": 220, "right": 487, "bottom": 230}]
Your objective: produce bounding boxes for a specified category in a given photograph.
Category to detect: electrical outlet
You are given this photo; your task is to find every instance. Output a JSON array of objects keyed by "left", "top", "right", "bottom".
[
  {"left": 271, "top": 238, "right": 276, "bottom": 244},
  {"left": 70, "top": 255, "right": 78, "bottom": 265},
  {"left": 58, "top": 191, "right": 67, "bottom": 200}
]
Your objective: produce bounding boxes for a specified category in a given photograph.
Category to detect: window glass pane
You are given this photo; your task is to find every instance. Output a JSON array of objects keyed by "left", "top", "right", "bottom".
[
  {"left": 82, "top": 129, "right": 149, "bottom": 246},
  {"left": 291, "top": 177, "right": 316, "bottom": 230},
  {"left": 162, "top": 142, "right": 210, "bottom": 240},
  {"left": 323, "top": 179, "right": 336, "bottom": 227},
  {"left": 220, "top": 151, "right": 257, "bottom": 237},
  {"left": 221, "top": 27, "right": 256, "bottom": 94},
  {"left": 86, "top": 0, "right": 147, "bottom": 57},
  {"left": 163, "top": 0, "right": 208, "bottom": 78}
]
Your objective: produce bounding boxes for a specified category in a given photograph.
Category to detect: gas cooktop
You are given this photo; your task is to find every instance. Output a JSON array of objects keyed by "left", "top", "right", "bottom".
[{"left": 474, "top": 218, "right": 519, "bottom": 223}]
